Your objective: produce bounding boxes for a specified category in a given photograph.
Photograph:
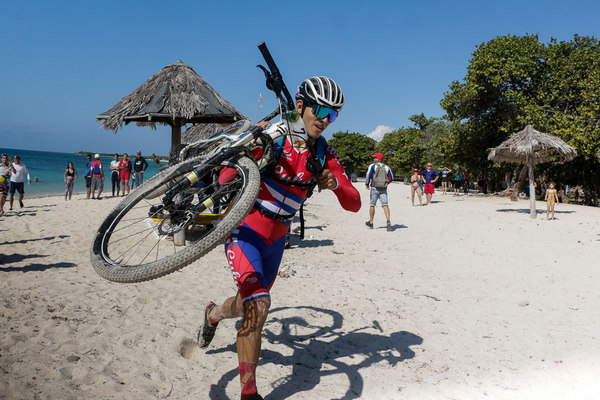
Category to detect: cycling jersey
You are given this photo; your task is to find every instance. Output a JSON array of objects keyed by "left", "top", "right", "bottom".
[{"left": 225, "top": 118, "right": 361, "bottom": 303}]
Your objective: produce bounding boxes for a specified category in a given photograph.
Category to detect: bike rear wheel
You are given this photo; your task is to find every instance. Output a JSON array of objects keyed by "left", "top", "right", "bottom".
[{"left": 90, "top": 155, "right": 260, "bottom": 283}]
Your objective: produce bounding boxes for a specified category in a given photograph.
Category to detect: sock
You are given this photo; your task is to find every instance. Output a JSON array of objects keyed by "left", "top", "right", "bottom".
[
  {"left": 207, "top": 304, "right": 224, "bottom": 326},
  {"left": 239, "top": 361, "right": 257, "bottom": 399}
]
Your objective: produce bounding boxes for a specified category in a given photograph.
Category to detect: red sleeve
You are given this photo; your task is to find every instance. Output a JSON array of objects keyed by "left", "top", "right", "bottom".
[{"left": 324, "top": 146, "right": 361, "bottom": 213}]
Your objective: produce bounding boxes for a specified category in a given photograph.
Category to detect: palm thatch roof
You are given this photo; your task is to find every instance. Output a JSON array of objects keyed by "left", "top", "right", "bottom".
[
  {"left": 181, "top": 122, "right": 239, "bottom": 144},
  {"left": 96, "top": 60, "right": 247, "bottom": 132},
  {"left": 488, "top": 125, "right": 577, "bottom": 164}
]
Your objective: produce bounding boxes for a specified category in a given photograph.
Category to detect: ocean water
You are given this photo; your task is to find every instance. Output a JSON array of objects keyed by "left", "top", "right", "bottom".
[{"left": 0, "top": 148, "right": 165, "bottom": 197}]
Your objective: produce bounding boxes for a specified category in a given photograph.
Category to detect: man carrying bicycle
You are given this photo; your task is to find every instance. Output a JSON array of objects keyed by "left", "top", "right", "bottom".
[{"left": 198, "top": 76, "right": 361, "bottom": 400}]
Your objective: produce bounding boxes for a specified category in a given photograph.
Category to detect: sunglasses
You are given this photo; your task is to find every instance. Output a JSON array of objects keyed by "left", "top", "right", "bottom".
[{"left": 310, "top": 104, "right": 339, "bottom": 123}]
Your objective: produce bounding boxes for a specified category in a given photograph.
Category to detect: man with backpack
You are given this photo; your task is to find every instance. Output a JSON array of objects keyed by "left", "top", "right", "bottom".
[
  {"left": 365, "top": 153, "right": 393, "bottom": 231},
  {"left": 89, "top": 154, "right": 104, "bottom": 199}
]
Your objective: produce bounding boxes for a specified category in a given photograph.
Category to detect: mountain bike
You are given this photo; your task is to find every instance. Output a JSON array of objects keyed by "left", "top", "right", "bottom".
[{"left": 90, "top": 43, "right": 307, "bottom": 283}]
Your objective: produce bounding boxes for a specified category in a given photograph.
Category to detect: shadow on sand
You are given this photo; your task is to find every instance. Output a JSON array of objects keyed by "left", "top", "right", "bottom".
[
  {"left": 0, "top": 254, "right": 76, "bottom": 273},
  {"left": 0, "top": 235, "right": 69, "bottom": 246},
  {"left": 207, "top": 306, "right": 423, "bottom": 400},
  {"left": 496, "top": 208, "right": 575, "bottom": 215}
]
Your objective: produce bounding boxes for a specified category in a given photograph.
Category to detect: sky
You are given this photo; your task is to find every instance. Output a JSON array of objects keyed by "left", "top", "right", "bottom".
[{"left": 1, "top": 0, "right": 599, "bottom": 156}]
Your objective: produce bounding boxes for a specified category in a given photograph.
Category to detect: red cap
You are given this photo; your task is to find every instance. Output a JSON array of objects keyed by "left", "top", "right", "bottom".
[
  {"left": 427, "top": 162, "right": 432, "bottom": 166},
  {"left": 413, "top": 168, "right": 419, "bottom": 172},
  {"left": 372, "top": 153, "right": 384, "bottom": 161}
]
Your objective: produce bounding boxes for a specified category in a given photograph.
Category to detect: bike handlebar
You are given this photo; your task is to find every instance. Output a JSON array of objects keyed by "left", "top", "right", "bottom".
[{"left": 257, "top": 42, "right": 295, "bottom": 113}]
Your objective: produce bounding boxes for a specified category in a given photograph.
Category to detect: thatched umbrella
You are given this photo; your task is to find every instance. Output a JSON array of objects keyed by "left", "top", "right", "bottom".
[
  {"left": 488, "top": 125, "right": 577, "bottom": 218},
  {"left": 96, "top": 60, "right": 247, "bottom": 155}
]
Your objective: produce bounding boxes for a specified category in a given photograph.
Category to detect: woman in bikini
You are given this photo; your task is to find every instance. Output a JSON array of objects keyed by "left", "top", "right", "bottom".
[
  {"left": 410, "top": 168, "right": 424, "bottom": 206},
  {"left": 441, "top": 167, "right": 451, "bottom": 195},
  {"left": 64, "top": 161, "right": 78, "bottom": 201},
  {"left": 545, "top": 181, "right": 559, "bottom": 220}
]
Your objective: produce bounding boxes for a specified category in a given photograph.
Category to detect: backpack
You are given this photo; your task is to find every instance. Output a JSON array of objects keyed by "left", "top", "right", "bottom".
[
  {"left": 373, "top": 164, "right": 389, "bottom": 189},
  {"left": 92, "top": 161, "right": 102, "bottom": 175}
]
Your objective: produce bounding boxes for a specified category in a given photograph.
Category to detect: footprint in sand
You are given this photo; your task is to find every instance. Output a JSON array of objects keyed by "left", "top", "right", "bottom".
[{"left": 178, "top": 338, "right": 200, "bottom": 360}]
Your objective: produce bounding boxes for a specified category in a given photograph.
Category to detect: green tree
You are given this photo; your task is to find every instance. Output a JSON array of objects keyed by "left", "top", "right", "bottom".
[
  {"left": 327, "top": 131, "right": 377, "bottom": 175},
  {"left": 441, "top": 34, "right": 600, "bottom": 200},
  {"left": 375, "top": 114, "right": 451, "bottom": 180}
]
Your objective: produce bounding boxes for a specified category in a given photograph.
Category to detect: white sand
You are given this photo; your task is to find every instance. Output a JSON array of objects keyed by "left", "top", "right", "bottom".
[{"left": 1, "top": 183, "right": 599, "bottom": 400}]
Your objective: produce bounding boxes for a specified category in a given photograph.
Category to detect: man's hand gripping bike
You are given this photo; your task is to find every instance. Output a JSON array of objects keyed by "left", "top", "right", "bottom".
[{"left": 90, "top": 43, "right": 306, "bottom": 283}]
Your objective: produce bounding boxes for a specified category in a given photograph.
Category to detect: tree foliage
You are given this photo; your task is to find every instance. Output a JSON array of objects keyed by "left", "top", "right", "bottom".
[
  {"left": 375, "top": 114, "right": 452, "bottom": 180},
  {"left": 327, "top": 131, "right": 377, "bottom": 174},
  {"left": 440, "top": 34, "right": 600, "bottom": 201}
]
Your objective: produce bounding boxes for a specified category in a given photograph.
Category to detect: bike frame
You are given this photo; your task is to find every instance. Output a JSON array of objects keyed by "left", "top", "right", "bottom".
[{"left": 158, "top": 43, "right": 296, "bottom": 225}]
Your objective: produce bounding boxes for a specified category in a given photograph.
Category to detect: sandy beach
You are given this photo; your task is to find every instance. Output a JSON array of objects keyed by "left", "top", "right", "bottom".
[{"left": 1, "top": 182, "right": 599, "bottom": 400}]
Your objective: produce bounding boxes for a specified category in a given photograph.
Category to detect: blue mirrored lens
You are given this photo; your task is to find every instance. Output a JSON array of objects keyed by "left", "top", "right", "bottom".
[{"left": 312, "top": 105, "right": 338, "bottom": 122}]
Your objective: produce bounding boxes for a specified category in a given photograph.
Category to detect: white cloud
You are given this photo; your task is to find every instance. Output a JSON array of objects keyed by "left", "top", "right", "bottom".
[{"left": 367, "top": 125, "right": 394, "bottom": 142}]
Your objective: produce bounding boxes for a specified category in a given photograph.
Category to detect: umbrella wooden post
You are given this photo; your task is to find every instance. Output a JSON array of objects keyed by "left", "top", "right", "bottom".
[
  {"left": 528, "top": 156, "right": 536, "bottom": 219},
  {"left": 171, "top": 125, "right": 181, "bottom": 150},
  {"left": 173, "top": 192, "right": 186, "bottom": 246}
]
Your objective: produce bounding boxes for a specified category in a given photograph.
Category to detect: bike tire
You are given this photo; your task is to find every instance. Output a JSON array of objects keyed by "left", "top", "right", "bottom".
[{"left": 90, "top": 155, "right": 260, "bottom": 283}]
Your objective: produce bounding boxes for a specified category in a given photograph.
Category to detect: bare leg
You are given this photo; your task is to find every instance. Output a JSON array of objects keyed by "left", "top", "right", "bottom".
[
  {"left": 369, "top": 205, "right": 375, "bottom": 224},
  {"left": 9, "top": 193, "right": 14, "bottom": 209},
  {"left": 212, "top": 293, "right": 244, "bottom": 321},
  {"left": 237, "top": 297, "right": 270, "bottom": 399},
  {"left": 383, "top": 205, "right": 390, "bottom": 222},
  {"left": 546, "top": 202, "right": 550, "bottom": 219},
  {"left": 411, "top": 187, "right": 415, "bottom": 205}
]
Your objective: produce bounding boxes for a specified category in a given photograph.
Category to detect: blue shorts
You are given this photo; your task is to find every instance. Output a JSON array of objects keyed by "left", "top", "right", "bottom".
[
  {"left": 9, "top": 181, "right": 24, "bottom": 195},
  {"left": 370, "top": 187, "right": 388, "bottom": 206},
  {"left": 224, "top": 223, "right": 286, "bottom": 303}
]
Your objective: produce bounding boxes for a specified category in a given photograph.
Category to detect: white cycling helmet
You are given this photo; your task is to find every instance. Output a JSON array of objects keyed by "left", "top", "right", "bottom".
[{"left": 296, "top": 76, "right": 344, "bottom": 111}]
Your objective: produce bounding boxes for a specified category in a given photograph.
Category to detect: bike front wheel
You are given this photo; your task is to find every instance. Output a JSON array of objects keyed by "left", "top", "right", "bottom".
[{"left": 90, "top": 155, "right": 260, "bottom": 283}]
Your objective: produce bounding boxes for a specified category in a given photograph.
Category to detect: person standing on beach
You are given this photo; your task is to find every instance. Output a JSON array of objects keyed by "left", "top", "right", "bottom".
[
  {"left": 84, "top": 154, "right": 93, "bottom": 199},
  {"left": 477, "top": 170, "right": 486, "bottom": 193},
  {"left": 545, "top": 181, "right": 559, "bottom": 220},
  {"left": 132, "top": 151, "right": 148, "bottom": 189},
  {"left": 110, "top": 154, "right": 120, "bottom": 197},
  {"left": 453, "top": 167, "right": 462, "bottom": 195},
  {"left": 440, "top": 167, "right": 451, "bottom": 195},
  {"left": 410, "top": 168, "right": 424, "bottom": 206},
  {"left": 63, "top": 162, "right": 78, "bottom": 201},
  {"left": 197, "top": 76, "right": 360, "bottom": 400},
  {"left": 0, "top": 154, "right": 10, "bottom": 215},
  {"left": 90, "top": 154, "right": 104, "bottom": 199},
  {"left": 8, "top": 154, "right": 31, "bottom": 210},
  {"left": 365, "top": 153, "right": 393, "bottom": 231},
  {"left": 119, "top": 153, "right": 132, "bottom": 196},
  {"left": 463, "top": 170, "right": 470, "bottom": 195},
  {"left": 421, "top": 162, "right": 439, "bottom": 204}
]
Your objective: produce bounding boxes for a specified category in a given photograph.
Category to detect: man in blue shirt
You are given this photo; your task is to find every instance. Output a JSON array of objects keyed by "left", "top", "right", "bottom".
[{"left": 421, "top": 162, "right": 439, "bottom": 204}]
